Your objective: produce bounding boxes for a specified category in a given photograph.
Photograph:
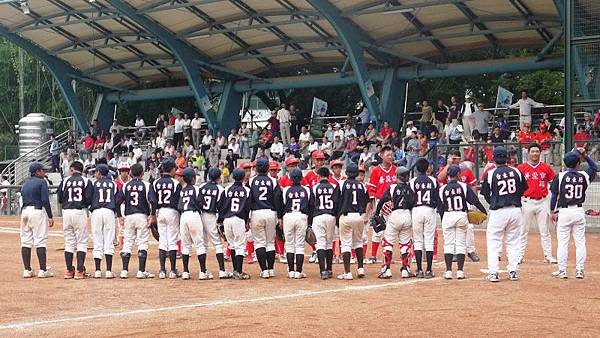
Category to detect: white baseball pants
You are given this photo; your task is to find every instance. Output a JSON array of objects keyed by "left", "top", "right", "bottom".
[
  {"left": 283, "top": 212, "right": 308, "bottom": 254},
  {"left": 556, "top": 207, "right": 586, "bottom": 271},
  {"left": 313, "top": 214, "right": 336, "bottom": 250},
  {"left": 384, "top": 209, "right": 412, "bottom": 252},
  {"left": 20, "top": 206, "right": 49, "bottom": 248},
  {"left": 441, "top": 211, "right": 469, "bottom": 255},
  {"left": 250, "top": 209, "right": 277, "bottom": 251},
  {"left": 200, "top": 212, "right": 224, "bottom": 254},
  {"left": 91, "top": 208, "right": 116, "bottom": 259},
  {"left": 122, "top": 213, "right": 150, "bottom": 253},
  {"left": 412, "top": 206, "right": 436, "bottom": 251},
  {"left": 180, "top": 211, "right": 205, "bottom": 255},
  {"left": 486, "top": 206, "right": 522, "bottom": 273},
  {"left": 223, "top": 216, "right": 247, "bottom": 253},
  {"left": 339, "top": 213, "right": 366, "bottom": 253},
  {"left": 157, "top": 208, "right": 180, "bottom": 251},
  {"left": 519, "top": 197, "right": 553, "bottom": 259},
  {"left": 466, "top": 223, "right": 476, "bottom": 253},
  {"left": 62, "top": 209, "right": 89, "bottom": 253}
]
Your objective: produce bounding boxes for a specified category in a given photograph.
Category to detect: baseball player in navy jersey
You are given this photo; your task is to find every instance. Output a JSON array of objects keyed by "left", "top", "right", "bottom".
[
  {"left": 217, "top": 168, "right": 252, "bottom": 280},
  {"left": 438, "top": 165, "right": 487, "bottom": 280},
  {"left": 248, "top": 158, "right": 282, "bottom": 279},
  {"left": 90, "top": 164, "right": 121, "bottom": 279},
  {"left": 481, "top": 147, "right": 528, "bottom": 282},
  {"left": 20, "top": 162, "right": 55, "bottom": 278},
  {"left": 376, "top": 167, "right": 415, "bottom": 279},
  {"left": 177, "top": 168, "right": 209, "bottom": 280},
  {"left": 337, "top": 163, "right": 370, "bottom": 280},
  {"left": 279, "top": 169, "right": 313, "bottom": 279},
  {"left": 550, "top": 149, "right": 598, "bottom": 279},
  {"left": 57, "top": 161, "right": 93, "bottom": 279},
  {"left": 312, "top": 167, "right": 339, "bottom": 279},
  {"left": 118, "top": 163, "right": 155, "bottom": 279},
  {"left": 151, "top": 159, "right": 182, "bottom": 279},
  {"left": 198, "top": 168, "right": 232, "bottom": 279},
  {"left": 409, "top": 158, "right": 439, "bottom": 278}
]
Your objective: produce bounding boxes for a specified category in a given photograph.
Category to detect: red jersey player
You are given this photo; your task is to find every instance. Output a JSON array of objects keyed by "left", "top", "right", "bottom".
[
  {"left": 328, "top": 160, "right": 347, "bottom": 186},
  {"left": 114, "top": 162, "right": 130, "bottom": 249},
  {"left": 276, "top": 156, "right": 300, "bottom": 263},
  {"left": 302, "top": 150, "right": 326, "bottom": 188},
  {"left": 536, "top": 123, "right": 553, "bottom": 164}
]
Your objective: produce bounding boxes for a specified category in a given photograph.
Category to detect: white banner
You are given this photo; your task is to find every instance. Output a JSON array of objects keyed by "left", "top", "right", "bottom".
[
  {"left": 311, "top": 97, "right": 328, "bottom": 121},
  {"left": 495, "top": 86, "right": 514, "bottom": 109}
]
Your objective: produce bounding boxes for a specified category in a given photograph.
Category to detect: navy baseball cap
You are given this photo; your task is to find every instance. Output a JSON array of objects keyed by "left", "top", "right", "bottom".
[
  {"left": 29, "top": 162, "right": 44, "bottom": 174},
  {"left": 208, "top": 167, "right": 222, "bottom": 181},
  {"left": 182, "top": 168, "right": 195, "bottom": 184},
  {"left": 255, "top": 157, "right": 269, "bottom": 174},
  {"left": 162, "top": 158, "right": 176, "bottom": 172},
  {"left": 493, "top": 146, "right": 508, "bottom": 162},
  {"left": 564, "top": 151, "right": 580, "bottom": 168},
  {"left": 289, "top": 168, "right": 303, "bottom": 183},
  {"left": 346, "top": 162, "right": 359, "bottom": 179},
  {"left": 396, "top": 166, "right": 410, "bottom": 177},
  {"left": 96, "top": 164, "right": 109, "bottom": 176},
  {"left": 232, "top": 168, "right": 246, "bottom": 182},
  {"left": 447, "top": 164, "right": 461, "bottom": 178}
]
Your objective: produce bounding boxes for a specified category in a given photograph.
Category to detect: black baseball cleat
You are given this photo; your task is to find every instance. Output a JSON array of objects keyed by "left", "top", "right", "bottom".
[
  {"left": 424, "top": 270, "right": 434, "bottom": 279},
  {"left": 467, "top": 252, "right": 481, "bottom": 262},
  {"left": 415, "top": 270, "right": 425, "bottom": 278},
  {"left": 508, "top": 271, "right": 519, "bottom": 281},
  {"left": 320, "top": 271, "right": 329, "bottom": 280}
]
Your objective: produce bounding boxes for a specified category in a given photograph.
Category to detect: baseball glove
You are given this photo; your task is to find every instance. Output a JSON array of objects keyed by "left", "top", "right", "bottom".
[
  {"left": 467, "top": 210, "right": 487, "bottom": 225},
  {"left": 276, "top": 225, "right": 285, "bottom": 242},
  {"left": 305, "top": 226, "right": 317, "bottom": 246},
  {"left": 217, "top": 223, "right": 227, "bottom": 242},
  {"left": 149, "top": 221, "right": 159, "bottom": 241},
  {"left": 370, "top": 215, "right": 386, "bottom": 233}
]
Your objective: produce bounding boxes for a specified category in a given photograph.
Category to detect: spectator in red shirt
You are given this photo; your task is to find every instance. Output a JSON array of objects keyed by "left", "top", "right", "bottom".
[
  {"left": 80, "top": 133, "right": 94, "bottom": 158},
  {"left": 574, "top": 124, "right": 590, "bottom": 148},
  {"left": 267, "top": 111, "right": 280, "bottom": 138},
  {"left": 378, "top": 120, "right": 393, "bottom": 144},
  {"left": 517, "top": 123, "right": 534, "bottom": 161},
  {"left": 535, "top": 123, "right": 553, "bottom": 164},
  {"left": 168, "top": 113, "right": 175, "bottom": 125}
]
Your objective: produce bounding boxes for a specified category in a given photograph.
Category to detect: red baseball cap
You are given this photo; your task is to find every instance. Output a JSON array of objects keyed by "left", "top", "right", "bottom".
[
  {"left": 269, "top": 161, "right": 280, "bottom": 171},
  {"left": 539, "top": 123, "right": 547, "bottom": 129},
  {"left": 285, "top": 157, "right": 299, "bottom": 167},
  {"left": 330, "top": 159, "right": 343, "bottom": 168},
  {"left": 311, "top": 150, "right": 326, "bottom": 160},
  {"left": 358, "top": 165, "right": 366, "bottom": 173},
  {"left": 175, "top": 168, "right": 184, "bottom": 176},
  {"left": 239, "top": 162, "right": 252, "bottom": 169}
]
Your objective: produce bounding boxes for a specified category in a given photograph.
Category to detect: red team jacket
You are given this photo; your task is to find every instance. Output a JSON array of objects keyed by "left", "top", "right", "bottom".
[
  {"left": 516, "top": 161, "right": 555, "bottom": 199},
  {"left": 366, "top": 164, "right": 397, "bottom": 200}
]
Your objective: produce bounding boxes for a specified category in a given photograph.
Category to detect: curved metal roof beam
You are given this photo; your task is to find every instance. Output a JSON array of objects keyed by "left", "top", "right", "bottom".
[{"left": 10, "top": 7, "right": 117, "bottom": 32}]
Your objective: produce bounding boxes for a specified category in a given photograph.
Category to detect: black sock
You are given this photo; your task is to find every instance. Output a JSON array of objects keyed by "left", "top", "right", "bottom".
[
  {"left": 236, "top": 255, "right": 244, "bottom": 273},
  {"left": 355, "top": 247, "right": 364, "bottom": 269},
  {"left": 36, "top": 247, "right": 47, "bottom": 271},
  {"left": 444, "top": 253, "right": 453, "bottom": 271},
  {"left": 384, "top": 250, "right": 393, "bottom": 269},
  {"left": 415, "top": 249, "right": 423, "bottom": 271},
  {"left": 94, "top": 258, "right": 101, "bottom": 271},
  {"left": 216, "top": 253, "right": 225, "bottom": 271},
  {"left": 401, "top": 253, "right": 409, "bottom": 271},
  {"left": 230, "top": 250, "right": 236, "bottom": 271},
  {"left": 121, "top": 252, "right": 131, "bottom": 271},
  {"left": 325, "top": 249, "right": 333, "bottom": 271},
  {"left": 317, "top": 249, "right": 326, "bottom": 272},
  {"left": 425, "top": 251, "right": 433, "bottom": 272},
  {"left": 457, "top": 253, "right": 466, "bottom": 271},
  {"left": 76, "top": 251, "right": 86, "bottom": 273},
  {"left": 138, "top": 250, "right": 147, "bottom": 272},
  {"left": 159, "top": 249, "right": 167, "bottom": 272},
  {"left": 343, "top": 252, "right": 351, "bottom": 273},
  {"left": 65, "top": 251, "right": 74, "bottom": 272},
  {"left": 22, "top": 247, "right": 31, "bottom": 270},
  {"left": 198, "top": 254, "right": 207, "bottom": 273},
  {"left": 287, "top": 253, "right": 295, "bottom": 272},
  {"left": 106, "top": 254, "right": 113, "bottom": 271},
  {"left": 295, "top": 254, "right": 304, "bottom": 273},
  {"left": 182, "top": 254, "right": 190, "bottom": 273},
  {"left": 266, "top": 250, "right": 276, "bottom": 270},
  {"left": 255, "top": 247, "right": 267, "bottom": 271},
  {"left": 168, "top": 250, "right": 177, "bottom": 273}
]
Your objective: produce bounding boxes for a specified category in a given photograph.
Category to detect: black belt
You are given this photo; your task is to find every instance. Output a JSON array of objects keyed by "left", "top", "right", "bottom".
[
  {"left": 22, "top": 206, "right": 42, "bottom": 210},
  {"left": 342, "top": 212, "right": 363, "bottom": 216},
  {"left": 560, "top": 204, "right": 583, "bottom": 209},
  {"left": 524, "top": 196, "right": 546, "bottom": 200}
]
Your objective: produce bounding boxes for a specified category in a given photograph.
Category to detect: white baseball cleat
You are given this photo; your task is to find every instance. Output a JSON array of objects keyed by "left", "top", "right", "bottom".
[
  {"left": 575, "top": 270, "right": 585, "bottom": 279},
  {"left": 294, "top": 271, "right": 306, "bottom": 279},
  {"left": 444, "top": 270, "right": 453, "bottom": 280},
  {"left": 198, "top": 271, "right": 211, "bottom": 280},
  {"left": 182, "top": 272, "right": 191, "bottom": 280},
  {"left": 120, "top": 270, "right": 128, "bottom": 279},
  {"left": 287, "top": 271, "right": 295, "bottom": 279},
  {"left": 219, "top": 270, "right": 233, "bottom": 279},
  {"left": 357, "top": 268, "right": 365, "bottom": 278},
  {"left": 136, "top": 271, "right": 146, "bottom": 279},
  {"left": 158, "top": 271, "right": 166, "bottom": 279},
  {"left": 169, "top": 271, "right": 177, "bottom": 279},
  {"left": 308, "top": 252, "right": 317, "bottom": 263},
  {"left": 279, "top": 255, "right": 287, "bottom": 264},
  {"left": 350, "top": 257, "right": 357, "bottom": 264},
  {"left": 456, "top": 270, "right": 465, "bottom": 279},
  {"left": 378, "top": 269, "right": 392, "bottom": 279},
  {"left": 37, "top": 270, "right": 54, "bottom": 278},
  {"left": 401, "top": 269, "right": 410, "bottom": 278},
  {"left": 337, "top": 272, "right": 353, "bottom": 280},
  {"left": 23, "top": 269, "right": 34, "bottom": 278},
  {"left": 544, "top": 256, "right": 558, "bottom": 264},
  {"left": 552, "top": 270, "right": 567, "bottom": 279},
  {"left": 94, "top": 270, "right": 102, "bottom": 279},
  {"left": 260, "top": 270, "right": 270, "bottom": 279},
  {"left": 204, "top": 271, "right": 214, "bottom": 280},
  {"left": 268, "top": 269, "right": 275, "bottom": 277},
  {"left": 105, "top": 271, "right": 115, "bottom": 279}
]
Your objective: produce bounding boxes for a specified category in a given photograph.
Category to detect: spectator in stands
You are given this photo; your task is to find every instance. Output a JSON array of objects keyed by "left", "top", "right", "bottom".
[
  {"left": 583, "top": 113, "right": 593, "bottom": 133},
  {"left": 249, "top": 127, "right": 260, "bottom": 161},
  {"left": 320, "top": 137, "right": 332, "bottom": 158},
  {"left": 239, "top": 122, "right": 250, "bottom": 158},
  {"left": 357, "top": 106, "right": 370, "bottom": 136},
  {"left": 201, "top": 129, "right": 212, "bottom": 156},
  {"left": 183, "top": 113, "right": 192, "bottom": 141},
  {"left": 298, "top": 126, "right": 311, "bottom": 147},
  {"left": 459, "top": 94, "right": 476, "bottom": 140},
  {"left": 80, "top": 133, "right": 95, "bottom": 159},
  {"left": 574, "top": 124, "right": 590, "bottom": 148},
  {"left": 268, "top": 111, "right": 280, "bottom": 139},
  {"left": 448, "top": 95, "right": 459, "bottom": 126},
  {"left": 333, "top": 123, "right": 344, "bottom": 140},
  {"left": 174, "top": 113, "right": 184, "bottom": 148},
  {"left": 191, "top": 112, "right": 203, "bottom": 147},
  {"left": 378, "top": 120, "right": 393, "bottom": 144},
  {"left": 393, "top": 144, "right": 405, "bottom": 167},
  {"left": 164, "top": 120, "right": 174, "bottom": 144},
  {"left": 433, "top": 99, "right": 447, "bottom": 132},
  {"left": 270, "top": 136, "right": 284, "bottom": 161},
  {"left": 155, "top": 113, "right": 166, "bottom": 135},
  {"left": 324, "top": 124, "right": 334, "bottom": 142},
  {"left": 207, "top": 139, "right": 220, "bottom": 174},
  {"left": 331, "top": 135, "right": 344, "bottom": 160},
  {"left": 364, "top": 122, "right": 377, "bottom": 146},
  {"left": 83, "top": 154, "right": 95, "bottom": 172},
  {"left": 307, "top": 137, "right": 319, "bottom": 157},
  {"left": 542, "top": 112, "right": 556, "bottom": 133},
  {"left": 277, "top": 103, "right": 291, "bottom": 145},
  {"left": 228, "top": 137, "right": 240, "bottom": 160},
  {"left": 343, "top": 134, "right": 359, "bottom": 165},
  {"left": 49, "top": 134, "right": 60, "bottom": 173},
  {"left": 109, "top": 120, "right": 123, "bottom": 144},
  {"left": 164, "top": 141, "right": 175, "bottom": 157},
  {"left": 108, "top": 153, "right": 121, "bottom": 169},
  {"left": 473, "top": 103, "right": 491, "bottom": 141},
  {"left": 168, "top": 112, "right": 175, "bottom": 125},
  {"left": 509, "top": 90, "right": 545, "bottom": 129},
  {"left": 225, "top": 150, "right": 236, "bottom": 173},
  {"left": 406, "top": 131, "right": 420, "bottom": 175},
  {"left": 228, "top": 128, "right": 239, "bottom": 143},
  {"left": 135, "top": 115, "right": 146, "bottom": 139},
  {"left": 490, "top": 127, "right": 506, "bottom": 145},
  {"left": 344, "top": 123, "right": 357, "bottom": 139},
  {"left": 419, "top": 99, "right": 433, "bottom": 127},
  {"left": 182, "top": 138, "right": 194, "bottom": 158},
  {"left": 216, "top": 130, "right": 226, "bottom": 149}
]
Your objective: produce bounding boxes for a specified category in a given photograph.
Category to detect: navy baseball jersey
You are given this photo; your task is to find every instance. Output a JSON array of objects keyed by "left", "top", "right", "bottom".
[
  {"left": 198, "top": 181, "right": 224, "bottom": 213},
  {"left": 178, "top": 184, "right": 201, "bottom": 213},
  {"left": 550, "top": 156, "right": 597, "bottom": 210},
  {"left": 217, "top": 183, "right": 251, "bottom": 222},
  {"left": 21, "top": 176, "right": 53, "bottom": 218},
  {"left": 57, "top": 174, "right": 93, "bottom": 210},
  {"left": 121, "top": 178, "right": 154, "bottom": 216},
  {"left": 481, "top": 165, "right": 527, "bottom": 210},
  {"left": 409, "top": 174, "right": 439, "bottom": 208},
  {"left": 312, "top": 181, "right": 339, "bottom": 217},
  {"left": 248, "top": 175, "right": 281, "bottom": 211},
  {"left": 438, "top": 181, "right": 486, "bottom": 214},
  {"left": 338, "top": 179, "right": 369, "bottom": 215},
  {"left": 151, "top": 176, "right": 180, "bottom": 210},
  {"left": 90, "top": 177, "right": 119, "bottom": 214},
  {"left": 280, "top": 185, "right": 313, "bottom": 217},
  {"left": 375, "top": 183, "right": 416, "bottom": 214}
]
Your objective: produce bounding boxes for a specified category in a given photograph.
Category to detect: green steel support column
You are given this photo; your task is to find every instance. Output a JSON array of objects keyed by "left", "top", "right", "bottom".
[
  {"left": 379, "top": 69, "right": 406, "bottom": 130},
  {"left": 564, "top": 0, "right": 573, "bottom": 150},
  {"left": 217, "top": 82, "right": 243, "bottom": 136},
  {"left": 92, "top": 93, "right": 116, "bottom": 132},
  {"left": 256, "top": 91, "right": 278, "bottom": 111},
  {"left": 305, "top": 0, "right": 382, "bottom": 121}
]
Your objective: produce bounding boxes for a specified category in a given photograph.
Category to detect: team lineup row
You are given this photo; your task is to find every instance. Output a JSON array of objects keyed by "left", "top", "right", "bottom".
[{"left": 19, "top": 144, "right": 596, "bottom": 281}]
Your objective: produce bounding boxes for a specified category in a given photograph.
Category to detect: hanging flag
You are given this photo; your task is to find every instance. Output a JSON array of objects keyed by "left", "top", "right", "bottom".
[
  {"left": 311, "top": 97, "right": 328, "bottom": 121},
  {"left": 495, "top": 86, "right": 514, "bottom": 109}
]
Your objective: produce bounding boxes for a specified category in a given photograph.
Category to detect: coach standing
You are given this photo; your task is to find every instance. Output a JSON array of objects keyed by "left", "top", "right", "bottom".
[{"left": 21, "top": 162, "right": 54, "bottom": 278}]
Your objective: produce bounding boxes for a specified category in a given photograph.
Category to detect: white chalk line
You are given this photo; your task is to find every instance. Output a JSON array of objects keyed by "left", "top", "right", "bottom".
[
  {"left": 0, "top": 277, "right": 439, "bottom": 330},
  {"left": 0, "top": 227, "right": 63, "bottom": 237}
]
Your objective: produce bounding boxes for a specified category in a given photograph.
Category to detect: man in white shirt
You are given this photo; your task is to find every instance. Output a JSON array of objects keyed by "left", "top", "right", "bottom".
[
  {"left": 132, "top": 143, "right": 143, "bottom": 161},
  {"left": 343, "top": 124, "right": 357, "bottom": 139},
  {"left": 298, "top": 126, "right": 311, "bottom": 144},
  {"left": 191, "top": 112, "right": 203, "bottom": 147},
  {"left": 134, "top": 115, "right": 146, "bottom": 139},
  {"left": 201, "top": 129, "right": 213, "bottom": 156},
  {"left": 238, "top": 122, "right": 250, "bottom": 159},
  {"left": 183, "top": 113, "right": 192, "bottom": 141},
  {"left": 174, "top": 114, "right": 184, "bottom": 148},
  {"left": 270, "top": 136, "right": 284, "bottom": 161},
  {"left": 333, "top": 124, "right": 344, "bottom": 140},
  {"left": 459, "top": 95, "right": 476, "bottom": 140},
  {"left": 509, "top": 90, "right": 545, "bottom": 129},
  {"left": 277, "top": 104, "right": 292, "bottom": 146}
]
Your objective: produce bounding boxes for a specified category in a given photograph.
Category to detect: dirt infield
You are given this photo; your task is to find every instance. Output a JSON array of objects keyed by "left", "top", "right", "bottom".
[{"left": 0, "top": 216, "right": 599, "bottom": 337}]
